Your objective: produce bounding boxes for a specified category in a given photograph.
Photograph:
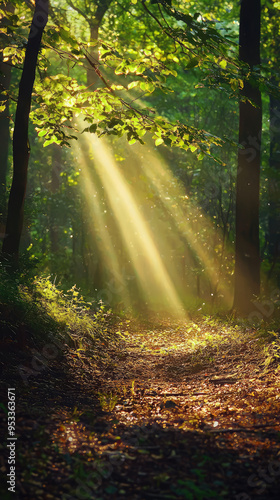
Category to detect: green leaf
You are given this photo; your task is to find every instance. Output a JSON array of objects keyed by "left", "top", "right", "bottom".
[
  {"left": 43, "top": 139, "right": 53, "bottom": 147},
  {"left": 127, "top": 81, "right": 139, "bottom": 90},
  {"left": 0, "top": 403, "right": 8, "bottom": 415},
  {"left": 219, "top": 59, "right": 227, "bottom": 69},
  {"left": 38, "top": 129, "right": 48, "bottom": 137},
  {"left": 155, "top": 137, "right": 164, "bottom": 146},
  {"left": 105, "top": 485, "right": 118, "bottom": 494},
  {"left": 140, "top": 81, "right": 148, "bottom": 91},
  {"left": 111, "top": 84, "right": 125, "bottom": 90}
]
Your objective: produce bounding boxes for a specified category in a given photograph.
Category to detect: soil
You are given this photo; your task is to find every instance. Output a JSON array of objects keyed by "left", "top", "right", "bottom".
[{"left": 0, "top": 318, "right": 280, "bottom": 499}]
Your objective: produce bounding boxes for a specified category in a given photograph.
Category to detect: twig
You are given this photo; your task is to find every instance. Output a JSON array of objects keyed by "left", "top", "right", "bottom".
[
  {"left": 209, "top": 424, "right": 279, "bottom": 433},
  {"left": 209, "top": 378, "right": 238, "bottom": 384},
  {"left": 141, "top": 0, "right": 195, "bottom": 57}
]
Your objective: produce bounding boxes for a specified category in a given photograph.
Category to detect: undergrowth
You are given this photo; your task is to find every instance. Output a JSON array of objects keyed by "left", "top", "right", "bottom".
[
  {"left": 183, "top": 316, "right": 280, "bottom": 373},
  {"left": 0, "top": 266, "right": 117, "bottom": 350},
  {"left": 1, "top": 261, "right": 280, "bottom": 374}
]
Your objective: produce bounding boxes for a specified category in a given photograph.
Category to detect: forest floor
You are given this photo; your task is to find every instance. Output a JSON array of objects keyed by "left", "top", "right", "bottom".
[{"left": 1, "top": 316, "right": 280, "bottom": 500}]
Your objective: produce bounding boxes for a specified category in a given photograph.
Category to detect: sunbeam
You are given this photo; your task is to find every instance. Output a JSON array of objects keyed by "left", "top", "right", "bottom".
[
  {"left": 129, "top": 141, "right": 233, "bottom": 308},
  {"left": 86, "top": 135, "right": 187, "bottom": 317},
  {"left": 76, "top": 141, "right": 132, "bottom": 308},
  {"left": 73, "top": 123, "right": 233, "bottom": 317}
]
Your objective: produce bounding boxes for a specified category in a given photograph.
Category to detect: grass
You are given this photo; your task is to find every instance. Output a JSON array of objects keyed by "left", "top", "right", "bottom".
[
  {"left": 133, "top": 313, "right": 280, "bottom": 376},
  {"left": 0, "top": 264, "right": 118, "bottom": 352}
]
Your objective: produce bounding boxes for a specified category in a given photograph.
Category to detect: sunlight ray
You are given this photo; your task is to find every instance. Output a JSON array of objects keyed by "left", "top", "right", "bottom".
[
  {"left": 76, "top": 140, "right": 132, "bottom": 307},
  {"left": 129, "top": 141, "right": 233, "bottom": 307},
  {"left": 80, "top": 133, "right": 187, "bottom": 318}
]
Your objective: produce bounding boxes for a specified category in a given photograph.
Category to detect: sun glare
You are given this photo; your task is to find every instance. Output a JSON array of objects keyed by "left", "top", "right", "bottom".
[
  {"left": 129, "top": 142, "right": 233, "bottom": 307},
  {"left": 78, "top": 134, "right": 187, "bottom": 317},
  {"left": 73, "top": 126, "right": 233, "bottom": 317}
]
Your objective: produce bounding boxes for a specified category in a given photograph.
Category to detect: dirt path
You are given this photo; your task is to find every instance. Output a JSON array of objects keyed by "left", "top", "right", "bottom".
[{"left": 1, "top": 319, "right": 280, "bottom": 499}]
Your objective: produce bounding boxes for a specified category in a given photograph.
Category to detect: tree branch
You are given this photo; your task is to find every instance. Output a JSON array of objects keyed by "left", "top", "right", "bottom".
[
  {"left": 66, "top": 0, "right": 89, "bottom": 23},
  {"left": 95, "top": 0, "right": 113, "bottom": 24}
]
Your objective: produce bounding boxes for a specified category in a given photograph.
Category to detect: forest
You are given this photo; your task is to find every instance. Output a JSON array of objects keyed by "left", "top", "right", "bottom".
[{"left": 0, "top": 0, "right": 280, "bottom": 499}]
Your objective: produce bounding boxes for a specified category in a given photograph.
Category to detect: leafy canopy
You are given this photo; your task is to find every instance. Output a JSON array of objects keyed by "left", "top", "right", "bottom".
[{"left": 0, "top": 0, "right": 278, "bottom": 160}]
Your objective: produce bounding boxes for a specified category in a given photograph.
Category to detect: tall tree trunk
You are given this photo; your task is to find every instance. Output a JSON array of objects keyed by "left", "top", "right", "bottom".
[
  {"left": 66, "top": 0, "right": 113, "bottom": 88},
  {"left": 2, "top": 0, "right": 49, "bottom": 259},
  {"left": 233, "top": 0, "right": 262, "bottom": 313},
  {"left": 0, "top": 1, "right": 14, "bottom": 230},
  {"left": 0, "top": 53, "right": 12, "bottom": 225},
  {"left": 267, "top": 90, "right": 280, "bottom": 280},
  {"left": 266, "top": 2, "right": 280, "bottom": 283},
  {"left": 70, "top": 0, "right": 113, "bottom": 289}
]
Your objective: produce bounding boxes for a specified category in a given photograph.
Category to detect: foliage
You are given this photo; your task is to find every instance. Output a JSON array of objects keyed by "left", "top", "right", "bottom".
[
  {"left": 0, "top": 264, "right": 117, "bottom": 349},
  {"left": 0, "top": 0, "right": 245, "bottom": 156},
  {"left": 1, "top": 0, "right": 280, "bottom": 307}
]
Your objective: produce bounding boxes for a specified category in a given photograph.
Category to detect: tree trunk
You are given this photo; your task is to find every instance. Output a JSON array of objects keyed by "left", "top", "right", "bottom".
[
  {"left": 233, "top": 0, "right": 262, "bottom": 314},
  {"left": 266, "top": 2, "right": 280, "bottom": 282},
  {"left": 0, "top": 1, "right": 14, "bottom": 229},
  {"left": 2, "top": 0, "right": 49, "bottom": 259},
  {"left": 66, "top": 0, "right": 113, "bottom": 88},
  {"left": 0, "top": 54, "right": 12, "bottom": 225},
  {"left": 267, "top": 91, "right": 280, "bottom": 280},
  {"left": 77, "top": 1, "right": 113, "bottom": 288}
]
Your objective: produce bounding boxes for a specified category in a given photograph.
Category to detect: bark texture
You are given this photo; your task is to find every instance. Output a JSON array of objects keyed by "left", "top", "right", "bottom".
[
  {"left": 233, "top": 0, "right": 262, "bottom": 313},
  {"left": 2, "top": 0, "right": 49, "bottom": 258},
  {"left": 0, "top": 1, "right": 14, "bottom": 228}
]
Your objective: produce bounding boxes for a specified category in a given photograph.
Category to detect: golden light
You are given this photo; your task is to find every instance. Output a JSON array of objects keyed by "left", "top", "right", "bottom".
[
  {"left": 72, "top": 124, "right": 233, "bottom": 318},
  {"left": 80, "top": 133, "right": 187, "bottom": 318},
  {"left": 129, "top": 141, "right": 233, "bottom": 307},
  {"left": 75, "top": 139, "right": 132, "bottom": 309}
]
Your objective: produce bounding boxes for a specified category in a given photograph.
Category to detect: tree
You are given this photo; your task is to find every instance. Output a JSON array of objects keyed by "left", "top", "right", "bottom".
[
  {"left": 0, "top": 1, "right": 14, "bottom": 230},
  {"left": 66, "top": 0, "right": 113, "bottom": 87},
  {"left": 265, "top": 3, "right": 280, "bottom": 282},
  {"left": 233, "top": 0, "right": 262, "bottom": 313},
  {"left": 267, "top": 87, "right": 280, "bottom": 281},
  {"left": 2, "top": 0, "right": 49, "bottom": 259}
]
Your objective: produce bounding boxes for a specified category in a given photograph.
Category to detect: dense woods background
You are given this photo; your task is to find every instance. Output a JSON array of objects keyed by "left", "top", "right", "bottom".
[{"left": 0, "top": 0, "right": 280, "bottom": 316}]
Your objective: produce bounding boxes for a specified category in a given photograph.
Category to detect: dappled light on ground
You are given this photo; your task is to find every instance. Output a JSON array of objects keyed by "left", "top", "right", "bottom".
[{"left": 2, "top": 319, "right": 279, "bottom": 499}]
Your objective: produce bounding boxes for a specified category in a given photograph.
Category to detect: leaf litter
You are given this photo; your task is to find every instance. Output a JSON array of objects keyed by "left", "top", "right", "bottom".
[{"left": 0, "top": 316, "right": 280, "bottom": 499}]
